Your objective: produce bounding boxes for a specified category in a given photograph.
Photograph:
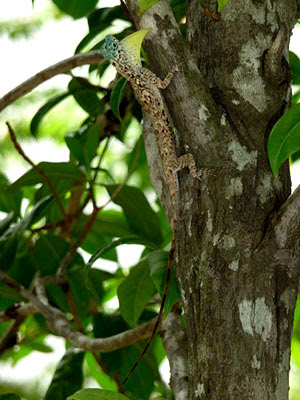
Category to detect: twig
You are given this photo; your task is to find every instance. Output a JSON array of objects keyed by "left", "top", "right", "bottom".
[
  {"left": 92, "top": 352, "right": 126, "bottom": 394},
  {"left": 0, "top": 303, "right": 38, "bottom": 323},
  {"left": 0, "top": 317, "right": 25, "bottom": 356},
  {"left": 98, "top": 135, "right": 142, "bottom": 211},
  {"left": 0, "top": 271, "right": 162, "bottom": 352},
  {"left": 55, "top": 205, "right": 100, "bottom": 283},
  {"left": 42, "top": 136, "right": 142, "bottom": 285},
  {"left": 0, "top": 51, "right": 103, "bottom": 112},
  {"left": 6, "top": 122, "right": 66, "bottom": 219}
]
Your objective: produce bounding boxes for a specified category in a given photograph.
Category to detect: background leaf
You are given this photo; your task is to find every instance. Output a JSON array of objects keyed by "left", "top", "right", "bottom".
[
  {"left": 8, "top": 162, "right": 85, "bottom": 192},
  {"left": 67, "top": 388, "right": 129, "bottom": 400},
  {"left": 65, "top": 124, "right": 100, "bottom": 167},
  {"left": 110, "top": 77, "right": 127, "bottom": 121},
  {"left": 147, "top": 250, "right": 180, "bottom": 316},
  {"left": 45, "top": 349, "right": 84, "bottom": 400},
  {"left": 30, "top": 92, "right": 71, "bottom": 136},
  {"left": 52, "top": 0, "right": 98, "bottom": 19},
  {"left": 117, "top": 260, "right": 156, "bottom": 327},
  {"left": 290, "top": 51, "right": 300, "bottom": 85},
  {"left": 106, "top": 185, "right": 163, "bottom": 246},
  {"left": 68, "top": 78, "right": 104, "bottom": 116},
  {"left": 267, "top": 104, "right": 300, "bottom": 177},
  {"left": 139, "top": 0, "right": 160, "bottom": 15},
  {"left": 217, "top": 0, "right": 229, "bottom": 11}
]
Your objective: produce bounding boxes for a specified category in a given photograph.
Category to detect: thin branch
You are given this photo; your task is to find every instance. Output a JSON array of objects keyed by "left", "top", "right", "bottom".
[
  {"left": 0, "top": 317, "right": 25, "bottom": 356},
  {"left": 98, "top": 135, "right": 142, "bottom": 210},
  {"left": 0, "top": 51, "right": 103, "bottom": 112},
  {"left": 0, "top": 303, "right": 38, "bottom": 323},
  {"left": 0, "top": 272, "right": 162, "bottom": 352},
  {"left": 273, "top": 184, "right": 300, "bottom": 249},
  {"left": 56, "top": 205, "right": 100, "bottom": 282},
  {"left": 7, "top": 122, "right": 67, "bottom": 219}
]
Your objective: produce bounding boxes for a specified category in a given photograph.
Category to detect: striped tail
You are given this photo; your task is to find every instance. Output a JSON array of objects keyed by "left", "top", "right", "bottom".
[{"left": 122, "top": 216, "right": 177, "bottom": 384}]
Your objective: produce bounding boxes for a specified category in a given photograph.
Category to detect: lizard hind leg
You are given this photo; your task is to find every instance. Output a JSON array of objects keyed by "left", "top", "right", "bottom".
[{"left": 177, "top": 153, "right": 202, "bottom": 180}]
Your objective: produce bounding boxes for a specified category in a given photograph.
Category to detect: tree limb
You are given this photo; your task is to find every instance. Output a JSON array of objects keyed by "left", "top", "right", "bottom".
[
  {"left": 0, "top": 51, "right": 102, "bottom": 113},
  {"left": 0, "top": 272, "right": 162, "bottom": 352},
  {"left": 273, "top": 184, "right": 300, "bottom": 249}
]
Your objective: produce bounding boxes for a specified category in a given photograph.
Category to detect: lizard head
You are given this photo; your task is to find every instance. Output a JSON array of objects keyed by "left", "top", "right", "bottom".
[{"left": 100, "top": 35, "right": 122, "bottom": 63}]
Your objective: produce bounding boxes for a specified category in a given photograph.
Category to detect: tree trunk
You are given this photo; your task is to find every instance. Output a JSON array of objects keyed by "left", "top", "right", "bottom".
[{"left": 126, "top": 0, "right": 300, "bottom": 398}]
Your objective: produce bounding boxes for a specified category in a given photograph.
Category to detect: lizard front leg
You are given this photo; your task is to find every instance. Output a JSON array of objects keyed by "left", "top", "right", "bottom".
[
  {"left": 142, "top": 65, "right": 180, "bottom": 89},
  {"left": 176, "top": 153, "right": 202, "bottom": 180}
]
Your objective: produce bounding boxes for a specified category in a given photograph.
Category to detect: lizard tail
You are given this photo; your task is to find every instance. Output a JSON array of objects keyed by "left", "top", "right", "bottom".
[{"left": 122, "top": 216, "right": 177, "bottom": 384}]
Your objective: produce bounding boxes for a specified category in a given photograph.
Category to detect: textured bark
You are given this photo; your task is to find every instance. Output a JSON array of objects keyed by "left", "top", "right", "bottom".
[{"left": 126, "top": 0, "right": 300, "bottom": 399}]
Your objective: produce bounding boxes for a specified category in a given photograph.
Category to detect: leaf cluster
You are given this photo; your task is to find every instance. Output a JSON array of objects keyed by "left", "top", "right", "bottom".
[{"left": 0, "top": 1, "right": 187, "bottom": 399}]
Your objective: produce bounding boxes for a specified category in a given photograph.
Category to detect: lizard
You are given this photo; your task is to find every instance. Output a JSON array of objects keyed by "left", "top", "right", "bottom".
[{"left": 100, "top": 30, "right": 202, "bottom": 384}]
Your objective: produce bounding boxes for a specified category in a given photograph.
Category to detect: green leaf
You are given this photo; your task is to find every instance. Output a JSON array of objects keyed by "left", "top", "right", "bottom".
[
  {"left": 68, "top": 264, "right": 92, "bottom": 319},
  {"left": 8, "top": 162, "right": 85, "bottom": 192},
  {"left": 92, "top": 315, "right": 156, "bottom": 398},
  {"left": 0, "top": 281, "right": 24, "bottom": 304},
  {"left": 139, "top": 0, "right": 160, "bottom": 15},
  {"left": 117, "top": 260, "right": 156, "bottom": 327},
  {"left": 85, "top": 353, "right": 118, "bottom": 392},
  {"left": 86, "top": 268, "right": 113, "bottom": 304},
  {"left": 52, "top": 0, "right": 97, "bottom": 19},
  {"left": 292, "top": 89, "right": 300, "bottom": 105},
  {"left": 30, "top": 92, "right": 71, "bottom": 136},
  {"left": 106, "top": 185, "right": 163, "bottom": 246},
  {"left": 217, "top": 0, "right": 229, "bottom": 11},
  {"left": 74, "top": 210, "right": 131, "bottom": 239},
  {"left": 34, "top": 234, "right": 69, "bottom": 276},
  {"left": 45, "top": 349, "right": 84, "bottom": 400},
  {"left": 0, "top": 395, "right": 21, "bottom": 400},
  {"left": 289, "top": 51, "right": 300, "bottom": 85},
  {"left": 85, "top": 236, "right": 158, "bottom": 275},
  {"left": 147, "top": 250, "right": 180, "bottom": 316},
  {"left": 26, "top": 341, "right": 53, "bottom": 353},
  {"left": 67, "top": 389, "right": 129, "bottom": 400},
  {"left": 68, "top": 79, "right": 104, "bottom": 116},
  {"left": 76, "top": 6, "right": 126, "bottom": 53},
  {"left": 0, "top": 212, "right": 14, "bottom": 237},
  {"left": 0, "top": 196, "right": 52, "bottom": 271},
  {"left": 9, "top": 252, "right": 35, "bottom": 289},
  {"left": 65, "top": 124, "right": 100, "bottom": 167},
  {"left": 267, "top": 104, "right": 300, "bottom": 177},
  {"left": 0, "top": 173, "right": 22, "bottom": 215},
  {"left": 110, "top": 77, "right": 127, "bottom": 121}
]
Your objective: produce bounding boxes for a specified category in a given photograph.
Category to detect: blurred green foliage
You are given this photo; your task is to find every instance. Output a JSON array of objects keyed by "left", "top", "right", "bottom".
[{"left": 0, "top": 1, "right": 299, "bottom": 399}]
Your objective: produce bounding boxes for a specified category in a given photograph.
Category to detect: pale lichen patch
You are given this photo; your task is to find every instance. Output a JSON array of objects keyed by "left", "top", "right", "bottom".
[
  {"left": 222, "top": 2, "right": 265, "bottom": 24},
  {"left": 207, "top": 210, "right": 213, "bottom": 233},
  {"left": 195, "top": 383, "right": 205, "bottom": 398},
  {"left": 232, "top": 99, "right": 240, "bottom": 105},
  {"left": 221, "top": 235, "right": 236, "bottom": 249},
  {"left": 239, "top": 299, "right": 254, "bottom": 336},
  {"left": 228, "top": 140, "right": 257, "bottom": 171},
  {"left": 239, "top": 297, "right": 273, "bottom": 341},
  {"left": 251, "top": 354, "right": 261, "bottom": 370},
  {"left": 254, "top": 297, "right": 272, "bottom": 341},
  {"left": 229, "top": 259, "right": 239, "bottom": 271},
  {"left": 220, "top": 113, "right": 226, "bottom": 126},
  {"left": 232, "top": 34, "right": 270, "bottom": 112},
  {"left": 213, "top": 233, "right": 221, "bottom": 246},
  {"left": 256, "top": 173, "right": 273, "bottom": 204},
  {"left": 225, "top": 177, "right": 243, "bottom": 199},
  {"left": 198, "top": 104, "right": 210, "bottom": 121}
]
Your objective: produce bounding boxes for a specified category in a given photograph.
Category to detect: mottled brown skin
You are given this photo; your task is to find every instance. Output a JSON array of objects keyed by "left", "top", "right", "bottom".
[{"left": 105, "top": 39, "right": 201, "bottom": 383}]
